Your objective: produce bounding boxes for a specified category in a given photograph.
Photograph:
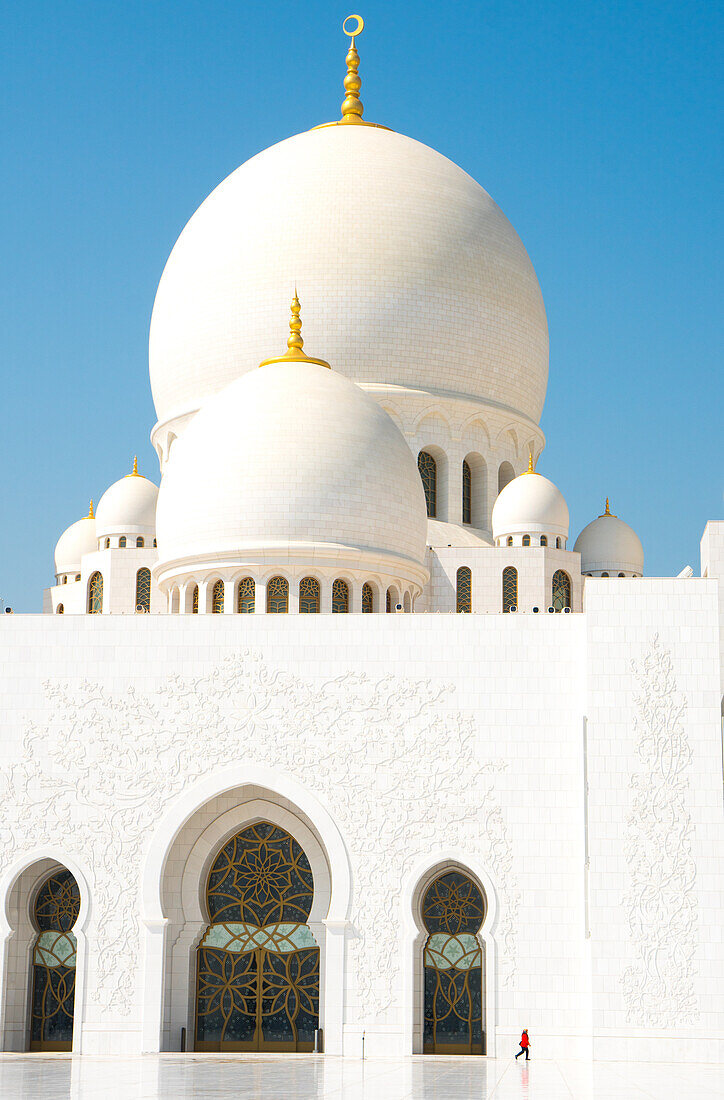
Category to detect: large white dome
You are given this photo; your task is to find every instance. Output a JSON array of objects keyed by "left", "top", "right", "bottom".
[
  {"left": 54, "top": 510, "right": 96, "bottom": 575},
  {"left": 574, "top": 506, "right": 644, "bottom": 576},
  {"left": 149, "top": 125, "right": 548, "bottom": 433},
  {"left": 155, "top": 358, "right": 429, "bottom": 587},
  {"left": 95, "top": 467, "right": 159, "bottom": 539},
  {"left": 492, "top": 468, "right": 569, "bottom": 542}
]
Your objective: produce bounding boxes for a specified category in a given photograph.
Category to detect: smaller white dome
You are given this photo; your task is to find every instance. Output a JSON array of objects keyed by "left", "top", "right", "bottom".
[
  {"left": 54, "top": 511, "right": 96, "bottom": 574},
  {"left": 95, "top": 462, "right": 158, "bottom": 539},
  {"left": 574, "top": 504, "right": 643, "bottom": 576},
  {"left": 492, "top": 467, "right": 569, "bottom": 541}
]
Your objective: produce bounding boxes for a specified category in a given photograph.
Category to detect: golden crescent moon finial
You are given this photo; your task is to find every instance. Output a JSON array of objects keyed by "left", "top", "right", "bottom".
[{"left": 343, "top": 14, "right": 364, "bottom": 39}]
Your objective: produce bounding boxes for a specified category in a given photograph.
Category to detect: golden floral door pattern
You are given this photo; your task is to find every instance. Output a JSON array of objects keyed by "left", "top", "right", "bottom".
[
  {"left": 29, "top": 869, "right": 80, "bottom": 1051},
  {"left": 422, "top": 870, "right": 485, "bottom": 1054},
  {"left": 194, "top": 821, "right": 319, "bottom": 1051}
]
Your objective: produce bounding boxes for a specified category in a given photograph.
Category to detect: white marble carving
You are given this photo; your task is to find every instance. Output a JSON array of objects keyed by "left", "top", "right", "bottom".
[
  {"left": 621, "top": 635, "right": 699, "bottom": 1025},
  {"left": 0, "top": 653, "right": 518, "bottom": 1018}
]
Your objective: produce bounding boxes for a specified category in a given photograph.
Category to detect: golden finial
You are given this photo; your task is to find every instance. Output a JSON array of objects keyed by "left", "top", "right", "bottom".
[
  {"left": 600, "top": 497, "right": 617, "bottom": 518},
  {"left": 523, "top": 451, "right": 538, "bottom": 475},
  {"left": 125, "top": 455, "right": 140, "bottom": 478},
  {"left": 88, "top": 499, "right": 94, "bottom": 519},
  {"left": 341, "top": 15, "right": 365, "bottom": 123},
  {"left": 259, "top": 292, "right": 331, "bottom": 369}
]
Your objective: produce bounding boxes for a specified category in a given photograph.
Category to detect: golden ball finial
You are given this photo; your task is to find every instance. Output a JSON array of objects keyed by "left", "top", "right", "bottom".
[
  {"left": 523, "top": 451, "right": 538, "bottom": 475},
  {"left": 258, "top": 292, "right": 331, "bottom": 369},
  {"left": 88, "top": 499, "right": 94, "bottom": 519},
  {"left": 341, "top": 14, "right": 365, "bottom": 122},
  {"left": 599, "top": 497, "right": 617, "bottom": 518}
]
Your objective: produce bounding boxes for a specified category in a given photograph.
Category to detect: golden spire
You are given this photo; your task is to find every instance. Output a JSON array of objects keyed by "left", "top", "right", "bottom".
[
  {"left": 259, "top": 292, "right": 331, "bottom": 369},
  {"left": 341, "top": 15, "right": 365, "bottom": 123},
  {"left": 522, "top": 451, "right": 538, "bottom": 475},
  {"left": 125, "top": 455, "right": 140, "bottom": 478},
  {"left": 88, "top": 499, "right": 94, "bottom": 519},
  {"left": 599, "top": 497, "right": 617, "bottom": 518}
]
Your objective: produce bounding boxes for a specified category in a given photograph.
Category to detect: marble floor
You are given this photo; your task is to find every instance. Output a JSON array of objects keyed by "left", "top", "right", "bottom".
[{"left": 0, "top": 1054, "right": 721, "bottom": 1100}]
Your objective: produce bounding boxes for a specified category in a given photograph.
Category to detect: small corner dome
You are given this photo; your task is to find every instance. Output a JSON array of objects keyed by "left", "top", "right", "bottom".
[
  {"left": 95, "top": 464, "right": 158, "bottom": 538},
  {"left": 54, "top": 513, "right": 96, "bottom": 574},
  {"left": 574, "top": 508, "right": 643, "bottom": 575},
  {"left": 155, "top": 360, "right": 428, "bottom": 583},
  {"left": 492, "top": 467, "right": 569, "bottom": 540}
]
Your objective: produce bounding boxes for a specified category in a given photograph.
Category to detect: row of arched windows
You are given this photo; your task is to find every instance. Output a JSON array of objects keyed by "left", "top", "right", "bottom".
[
  {"left": 455, "top": 566, "right": 572, "bottom": 613},
  {"left": 102, "top": 537, "right": 156, "bottom": 549},
  {"left": 172, "top": 577, "right": 411, "bottom": 614},
  {"left": 84, "top": 568, "right": 152, "bottom": 614},
  {"left": 417, "top": 451, "right": 518, "bottom": 523},
  {"left": 499, "top": 535, "right": 562, "bottom": 548}
]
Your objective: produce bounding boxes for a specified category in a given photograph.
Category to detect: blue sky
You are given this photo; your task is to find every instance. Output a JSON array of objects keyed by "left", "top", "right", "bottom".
[{"left": 1, "top": 0, "right": 721, "bottom": 610}]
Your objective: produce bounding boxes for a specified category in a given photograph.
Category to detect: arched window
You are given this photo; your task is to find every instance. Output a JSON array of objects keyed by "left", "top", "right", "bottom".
[
  {"left": 87, "top": 572, "right": 103, "bottom": 614},
  {"left": 421, "top": 870, "right": 485, "bottom": 1055},
  {"left": 267, "top": 576, "right": 288, "bottom": 613},
  {"left": 540, "top": 535, "right": 548, "bottom": 547},
  {"left": 552, "top": 569, "right": 571, "bottom": 611},
  {"left": 332, "top": 579, "right": 349, "bottom": 613},
  {"left": 618, "top": 572, "right": 625, "bottom": 577},
  {"left": 56, "top": 604, "right": 64, "bottom": 614},
  {"left": 119, "top": 536, "right": 126, "bottom": 548},
  {"left": 104, "top": 538, "right": 110, "bottom": 550},
  {"left": 194, "top": 822, "right": 319, "bottom": 1052},
  {"left": 522, "top": 534, "right": 530, "bottom": 547},
  {"left": 362, "top": 583, "right": 374, "bottom": 613},
  {"left": 462, "top": 460, "right": 471, "bottom": 525},
  {"left": 153, "top": 538, "right": 157, "bottom": 548},
  {"left": 135, "top": 567, "right": 151, "bottom": 613},
  {"left": 75, "top": 574, "right": 80, "bottom": 582},
  {"left": 29, "top": 869, "right": 80, "bottom": 1051},
  {"left": 502, "top": 566, "right": 518, "bottom": 612},
  {"left": 211, "top": 580, "right": 224, "bottom": 613},
  {"left": 192, "top": 585, "right": 199, "bottom": 614},
  {"left": 506, "top": 536, "right": 513, "bottom": 547},
  {"left": 386, "top": 588, "right": 392, "bottom": 613},
  {"left": 299, "top": 577, "right": 320, "bottom": 613},
  {"left": 601, "top": 572, "right": 609, "bottom": 577},
  {"left": 456, "top": 567, "right": 471, "bottom": 613},
  {"left": 556, "top": 537, "right": 561, "bottom": 549},
  {"left": 136, "top": 537, "right": 144, "bottom": 548},
  {"left": 237, "top": 577, "right": 255, "bottom": 613},
  {"left": 418, "top": 451, "right": 437, "bottom": 518}
]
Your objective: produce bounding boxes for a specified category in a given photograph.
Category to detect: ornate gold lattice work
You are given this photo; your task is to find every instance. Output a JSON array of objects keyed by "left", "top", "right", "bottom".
[
  {"left": 362, "top": 583, "right": 373, "bottom": 613},
  {"left": 212, "top": 580, "right": 224, "bottom": 614},
  {"left": 30, "top": 870, "right": 80, "bottom": 1051},
  {"left": 422, "top": 870, "right": 485, "bottom": 1055},
  {"left": 502, "top": 566, "right": 518, "bottom": 613},
  {"left": 418, "top": 451, "right": 437, "bottom": 518},
  {"left": 87, "top": 572, "right": 103, "bottom": 614},
  {"left": 195, "top": 822, "right": 319, "bottom": 1052},
  {"left": 192, "top": 585, "right": 199, "bottom": 614},
  {"left": 267, "top": 577, "right": 288, "bottom": 614},
  {"left": 522, "top": 534, "right": 530, "bottom": 547},
  {"left": 299, "top": 577, "right": 320, "bottom": 614},
  {"left": 552, "top": 569, "right": 571, "bottom": 611},
  {"left": 456, "top": 567, "right": 471, "bottom": 614},
  {"left": 462, "top": 461, "right": 471, "bottom": 525},
  {"left": 135, "top": 567, "right": 151, "bottom": 613},
  {"left": 332, "top": 579, "right": 349, "bottom": 613},
  {"left": 237, "top": 578, "right": 255, "bottom": 614}
]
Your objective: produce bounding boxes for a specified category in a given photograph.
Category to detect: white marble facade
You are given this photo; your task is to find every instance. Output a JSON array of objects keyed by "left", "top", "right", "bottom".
[{"left": 3, "top": 22, "right": 723, "bottom": 1070}]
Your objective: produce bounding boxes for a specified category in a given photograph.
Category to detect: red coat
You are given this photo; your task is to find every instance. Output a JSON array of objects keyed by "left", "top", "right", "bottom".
[{"left": 520, "top": 1032, "right": 529, "bottom": 1047}]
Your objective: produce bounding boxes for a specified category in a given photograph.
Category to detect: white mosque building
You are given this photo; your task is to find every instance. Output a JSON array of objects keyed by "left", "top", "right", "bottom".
[{"left": 1, "top": 16, "right": 722, "bottom": 1064}]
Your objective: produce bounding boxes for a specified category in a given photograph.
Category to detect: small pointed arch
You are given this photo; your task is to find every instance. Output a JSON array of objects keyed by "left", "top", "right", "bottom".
[
  {"left": 237, "top": 577, "right": 255, "bottom": 613},
  {"left": 502, "top": 566, "right": 518, "bottom": 612},
  {"left": 211, "top": 579, "right": 224, "bottom": 614},
  {"left": 267, "top": 576, "right": 289, "bottom": 613},
  {"left": 552, "top": 569, "right": 571, "bottom": 611},
  {"left": 135, "top": 567, "right": 151, "bottom": 613},
  {"left": 459, "top": 415, "right": 492, "bottom": 452},
  {"left": 362, "top": 582, "right": 375, "bottom": 613},
  {"left": 87, "top": 572, "right": 103, "bottom": 614},
  {"left": 386, "top": 585, "right": 399, "bottom": 613},
  {"left": 378, "top": 402, "right": 405, "bottom": 434},
  {"left": 299, "top": 576, "right": 320, "bottom": 613},
  {"left": 412, "top": 408, "right": 452, "bottom": 440},
  {"left": 56, "top": 604, "right": 64, "bottom": 614},
  {"left": 418, "top": 450, "right": 438, "bottom": 518},
  {"left": 498, "top": 461, "right": 515, "bottom": 493},
  {"left": 456, "top": 566, "right": 472, "bottom": 613},
  {"left": 332, "top": 578, "right": 349, "bottom": 613},
  {"left": 495, "top": 424, "right": 519, "bottom": 456}
]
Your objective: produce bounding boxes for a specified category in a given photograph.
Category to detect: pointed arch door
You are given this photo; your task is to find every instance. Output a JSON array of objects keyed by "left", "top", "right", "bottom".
[
  {"left": 194, "top": 821, "right": 320, "bottom": 1051},
  {"left": 29, "top": 869, "right": 80, "bottom": 1051}
]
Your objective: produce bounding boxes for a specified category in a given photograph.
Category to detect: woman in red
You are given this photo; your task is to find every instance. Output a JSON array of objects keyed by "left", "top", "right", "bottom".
[{"left": 514, "top": 1029, "right": 530, "bottom": 1060}]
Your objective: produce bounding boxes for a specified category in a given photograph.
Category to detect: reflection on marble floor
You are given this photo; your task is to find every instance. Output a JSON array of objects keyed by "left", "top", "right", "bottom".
[{"left": 0, "top": 1054, "right": 722, "bottom": 1100}]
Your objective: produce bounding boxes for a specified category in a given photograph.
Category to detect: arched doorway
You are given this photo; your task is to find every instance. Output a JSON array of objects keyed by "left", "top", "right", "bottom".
[
  {"left": 29, "top": 869, "right": 80, "bottom": 1051},
  {"left": 194, "top": 821, "right": 319, "bottom": 1051},
  {"left": 421, "top": 869, "right": 486, "bottom": 1054}
]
